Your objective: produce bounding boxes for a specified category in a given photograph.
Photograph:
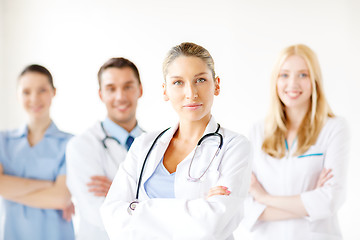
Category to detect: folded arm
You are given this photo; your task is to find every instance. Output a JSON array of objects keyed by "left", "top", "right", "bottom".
[
  {"left": 101, "top": 135, "right": 252, "bottom": 239},
  {"left": 0, "top": 163, "right": 53, "bottom": 198},
  {"left": 259, "top": 206, "right": 300, "bottom": 221},
  {"left": 7, "top": 175, "right": 71, "bottom": 210},
  {"left": 66, "top": 136, "right": 111, "bottom": 228},
  {"left": 249, "top": 167, "right": 335, "bottom": 222}
]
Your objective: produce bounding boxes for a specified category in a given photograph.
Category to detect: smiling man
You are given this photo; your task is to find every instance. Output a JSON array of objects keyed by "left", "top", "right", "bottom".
[{"left": 66, "top": 58, "right": 144, "bottom": 240}]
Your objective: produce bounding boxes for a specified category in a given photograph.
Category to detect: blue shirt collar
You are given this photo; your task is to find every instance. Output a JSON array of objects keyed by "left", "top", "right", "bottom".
[
  {"left": 103, "top": 117, "right": 142, "bottom": 146},
  {"left": 7, "top": 121, "right": 69, "bottom": 139}
]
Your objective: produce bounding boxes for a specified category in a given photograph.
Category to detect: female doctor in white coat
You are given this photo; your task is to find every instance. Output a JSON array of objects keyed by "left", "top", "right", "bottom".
[
  {"left": 242, "top": 44, "right": 350, "bottom": 240},
  {"left": 101, "top": 42, "right": 252, "bottom": 240}
]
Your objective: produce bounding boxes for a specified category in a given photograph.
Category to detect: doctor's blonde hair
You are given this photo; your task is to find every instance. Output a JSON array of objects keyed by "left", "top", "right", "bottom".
[
  {"left": 262, "top": 44, "right": 334, "bottom": 158},
  {"left": 162, "top": 42, "right": 216, "bottom": 80}
]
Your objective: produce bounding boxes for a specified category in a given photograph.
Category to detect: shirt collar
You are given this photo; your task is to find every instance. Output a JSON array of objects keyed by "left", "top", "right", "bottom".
[
  {"left": 103, "top": 117, "right": 143, "bottom": 146},
  {"left": 8, "top": 124, "right": 28, "bottom": 138},
  {"left": 7, "top": 121, "right": 69, "bottom": 139}
]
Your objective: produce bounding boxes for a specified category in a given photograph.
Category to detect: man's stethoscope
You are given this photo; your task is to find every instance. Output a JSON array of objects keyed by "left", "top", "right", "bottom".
[
  {"left": 100, "top": 122, "right": 121, "bottom": 149},
  {"left": 100, "top": 122, "right": 127, "bottom": 166},
  {"left": 128, "top": 123, "right": 223, "bottom": 213}
]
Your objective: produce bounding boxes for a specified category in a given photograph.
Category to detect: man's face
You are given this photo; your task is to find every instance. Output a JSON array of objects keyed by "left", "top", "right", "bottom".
[{"left": 99, "top": 67, "right": 142, "bottom": 129}]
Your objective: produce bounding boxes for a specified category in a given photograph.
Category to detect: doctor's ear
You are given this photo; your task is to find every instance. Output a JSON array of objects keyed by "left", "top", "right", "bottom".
[
  {"left": 214, "top": 77, "right": 220, "bottom": 96},
  {"left": 138, "top": 84, "right": 143, "bottom": 98},
  {"left": 162, "top": 82, "right": 169, "bottom": 101},
  {"left": 98, "top": 89, "right": 104, "bottom": 102}
]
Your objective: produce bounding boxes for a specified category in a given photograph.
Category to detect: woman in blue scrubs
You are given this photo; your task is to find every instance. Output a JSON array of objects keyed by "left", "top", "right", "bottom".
[{"left": 0, "top": 65, "right": 75, "bottom": 240}]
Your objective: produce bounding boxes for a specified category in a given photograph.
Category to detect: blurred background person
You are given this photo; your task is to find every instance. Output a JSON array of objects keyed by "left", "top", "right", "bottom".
[
  {"left": 0, "top": 64, "right": 75, "bottom": 240},
  {"left": 242, "top": 44, "right": 350, "bottom": 240},
  {"left": 66, "top": 57, "right": 144, "bottom": 240}
]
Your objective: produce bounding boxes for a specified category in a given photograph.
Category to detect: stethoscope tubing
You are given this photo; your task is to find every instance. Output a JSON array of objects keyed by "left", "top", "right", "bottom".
[
  {"left": 100, "top": 122, "right": 121, "bottom": 148},
  {"left": 135, "top": 127, "right": 170, "bottom": 200},
  {"left": 134, "top": 124, "right": 222, "bottom": 200}
]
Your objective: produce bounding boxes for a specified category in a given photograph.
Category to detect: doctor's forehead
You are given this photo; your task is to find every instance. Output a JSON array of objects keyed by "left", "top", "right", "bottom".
[
  {"left": 18, "top": 72, "right": 52, "bottom": 88},
  {"left": 166, "top": 56, "right": 212, "bottom": 77},
  {"left": 100, "top": 67, "right": 139, "bottom": 86}
]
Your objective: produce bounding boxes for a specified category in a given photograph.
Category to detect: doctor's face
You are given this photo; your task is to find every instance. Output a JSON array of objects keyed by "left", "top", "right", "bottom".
[
  {"left": 277, "top": 55, "right": 312, "bottom": 112},
  {"left": 163, "top": 56, "right": 220, "bottom": 123},
  {"left": 99, "top": 67, "right": 142, "bottom": 130},
  {"left": 17, "top": 72, "right": 56, "bottom": 121}
]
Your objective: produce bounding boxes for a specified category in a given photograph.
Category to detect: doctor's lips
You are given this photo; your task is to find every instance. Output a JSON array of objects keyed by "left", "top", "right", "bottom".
[
  {"left": 29, "top": 105, "right": 45, "bottom": 112},
  {"left": 114, "top": 104, "right": 130, "bottom": 111},
  {"left": 285, "top": 90, "right": 302, "bottom": 98},
  {"left": 183, "top": 103, "right": 202, "bottom": 110}
]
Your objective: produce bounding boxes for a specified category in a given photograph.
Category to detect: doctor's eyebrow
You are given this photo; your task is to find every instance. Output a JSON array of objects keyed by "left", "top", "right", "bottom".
[
  {"left": 103, "top": 80, "right": 137, "bottom": 88},
  {"left": 168, "top": 72, "right": 210, "bottom": 79},
  {"left": 194, "top": 72, "right": 209, "bottom": 77},
  {"left": 123, "top": 80, "right": 137, "bottom": 85},
  {"left": 168, "top": 76, "right": 183, "bottom": 79},
  {"left": 280, "top": 69, "right": 309, "bottom": 72}
]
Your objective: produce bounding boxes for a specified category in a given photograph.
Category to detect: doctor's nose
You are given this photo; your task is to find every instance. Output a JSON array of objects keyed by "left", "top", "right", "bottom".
[
  {"left": 185, "top": 84, "right": 198, "bottom": 99},
  {"left": 288, "top": 74, "right": 299, "bottom": 85},
  {"left": 114, "top": 89, "right": 126, "bottom": 101},
  {"left": 30, "top": 92, "right": 40, "bottom": 103}
]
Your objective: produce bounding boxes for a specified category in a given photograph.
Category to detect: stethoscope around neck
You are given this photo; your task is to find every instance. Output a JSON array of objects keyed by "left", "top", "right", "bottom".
[
  {"left": 100, "top": 122, "right": 121, "bottom": 149},
  {"left": 128, "top": 123, "right": 223, "bottom": 213}
]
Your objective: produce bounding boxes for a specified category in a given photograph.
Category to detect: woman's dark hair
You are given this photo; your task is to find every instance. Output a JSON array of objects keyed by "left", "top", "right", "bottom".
[
  {"left": 97, "top": 57, "right": 141, "bottom": 89},
  {"left": 19, "top": 64, "right": 55, "bottom": 89}
]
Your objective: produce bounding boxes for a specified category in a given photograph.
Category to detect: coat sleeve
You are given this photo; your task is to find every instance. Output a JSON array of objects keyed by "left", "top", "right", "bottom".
[
  {"left": 241, "top": 195, "right": 266, "bottom": 231},
  {"left": 66, "top": 134, "right": 107, "bottom": 230},
  {"left": 101, "top": 134, "right": 252, "bottom": 240},
  {"left": 241, "top": 122, "right": 267, "bottom": 231},
  {"left": 300, "top": 118, "right": 350, "bottom": 221}
]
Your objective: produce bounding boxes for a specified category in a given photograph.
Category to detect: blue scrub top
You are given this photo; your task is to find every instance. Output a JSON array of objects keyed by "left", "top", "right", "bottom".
[
  {"left": 0, "top": 122, "right": 75, "bottom": 240},
  {"left": 144, "top": 158, "right": 175, "bottom": 198}
]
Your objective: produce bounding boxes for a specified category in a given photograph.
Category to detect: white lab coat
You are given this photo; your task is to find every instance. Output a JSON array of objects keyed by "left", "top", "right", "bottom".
[
  {"left": 101, "top": 117, "right": 252, "bottom": 240},
  {"left": 242, "top": 117, "right": 350, "bottom": 240},
  {"left": 66, "top": 122, "right": 143, "bottom": 240}
]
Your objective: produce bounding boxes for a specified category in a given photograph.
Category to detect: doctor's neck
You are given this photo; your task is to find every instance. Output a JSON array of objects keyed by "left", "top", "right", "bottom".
[
  {"left": 285, "top": 104, "right": 309, "bottom": 131},
  {"left": 27, "top": 116, "right": 52, "bottom": 135},
  {"left": 176, "top": 115, "right": 211, "bottom": 142},
  {"left": 108, "top": 116, "right": 137, "bottom": 133}
]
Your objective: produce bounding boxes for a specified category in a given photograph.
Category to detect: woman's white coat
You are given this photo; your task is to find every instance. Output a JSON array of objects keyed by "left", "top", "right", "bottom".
[{"left": 101, "top": 117, "right": 252, "bottom": 240}]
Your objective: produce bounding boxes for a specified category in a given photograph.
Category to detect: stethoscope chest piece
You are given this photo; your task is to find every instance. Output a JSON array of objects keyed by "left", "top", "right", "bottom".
[
  {"left": 128, "top": 200, "right": 139, "bottom": 215},
  {"left": 186, "top": 176, "right": 202, "bottom": 182}
]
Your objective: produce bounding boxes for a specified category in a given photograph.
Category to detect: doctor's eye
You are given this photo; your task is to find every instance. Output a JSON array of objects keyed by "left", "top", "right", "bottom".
[
  {"left": 299, "top": 73, "right": 308, "bottom": 78},
  {"left": 105, "top": 87, "right": 116, "bottom": 93},
  {"left": 173, "top": 80, "right": 183, "bottom": 86},
  {"left": 279, "top": 73, "right": 288, "bottom": 78},
  {"left": 196, "top": 78, "right": 206, "bottom": 83},
  {"left": 22, "top": 90, "right": 30, "bottom": 95},
  {"left": 124, "top": 85, "right": 134, "bottom": 91},
  {"left": 38, "top": 88, "right": 48, "bottom": 93}
]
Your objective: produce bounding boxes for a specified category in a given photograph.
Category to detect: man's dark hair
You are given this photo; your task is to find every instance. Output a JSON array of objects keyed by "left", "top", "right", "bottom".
[{"left": 97, "top": 57, "right": 141, "bottom": 89}]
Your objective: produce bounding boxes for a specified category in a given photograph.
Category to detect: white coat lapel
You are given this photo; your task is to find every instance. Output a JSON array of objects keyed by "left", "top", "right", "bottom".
[{"left": 139, "top": 124, "right": 179, "bottom": 199}]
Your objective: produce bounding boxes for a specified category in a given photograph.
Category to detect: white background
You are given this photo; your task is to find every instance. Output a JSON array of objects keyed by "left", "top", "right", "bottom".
[{"left": 0, "top": 0, "right": 359, "bottom": 239}]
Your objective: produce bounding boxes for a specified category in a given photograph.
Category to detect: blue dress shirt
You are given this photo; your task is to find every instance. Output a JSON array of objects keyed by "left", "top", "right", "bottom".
[
  {"left": 102, "top": 117, "right": 143, "bottom": 150},
  {"left": 0, "top": 122, "right": 75, "bottom": 240}
]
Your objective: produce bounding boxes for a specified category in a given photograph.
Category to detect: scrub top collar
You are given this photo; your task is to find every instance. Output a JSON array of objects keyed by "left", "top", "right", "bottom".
[
  {"left": 158, "top": 115, "right": 219, "bottom": 145},
  {"left": 7, "top": 121, "right": 68, "bottom": 139},
  {"left": 285, "top": 137, "right": 298, "bottom": 156},
  {"left": 103, "top": 117, "right": 142, "bottom": 146}
]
